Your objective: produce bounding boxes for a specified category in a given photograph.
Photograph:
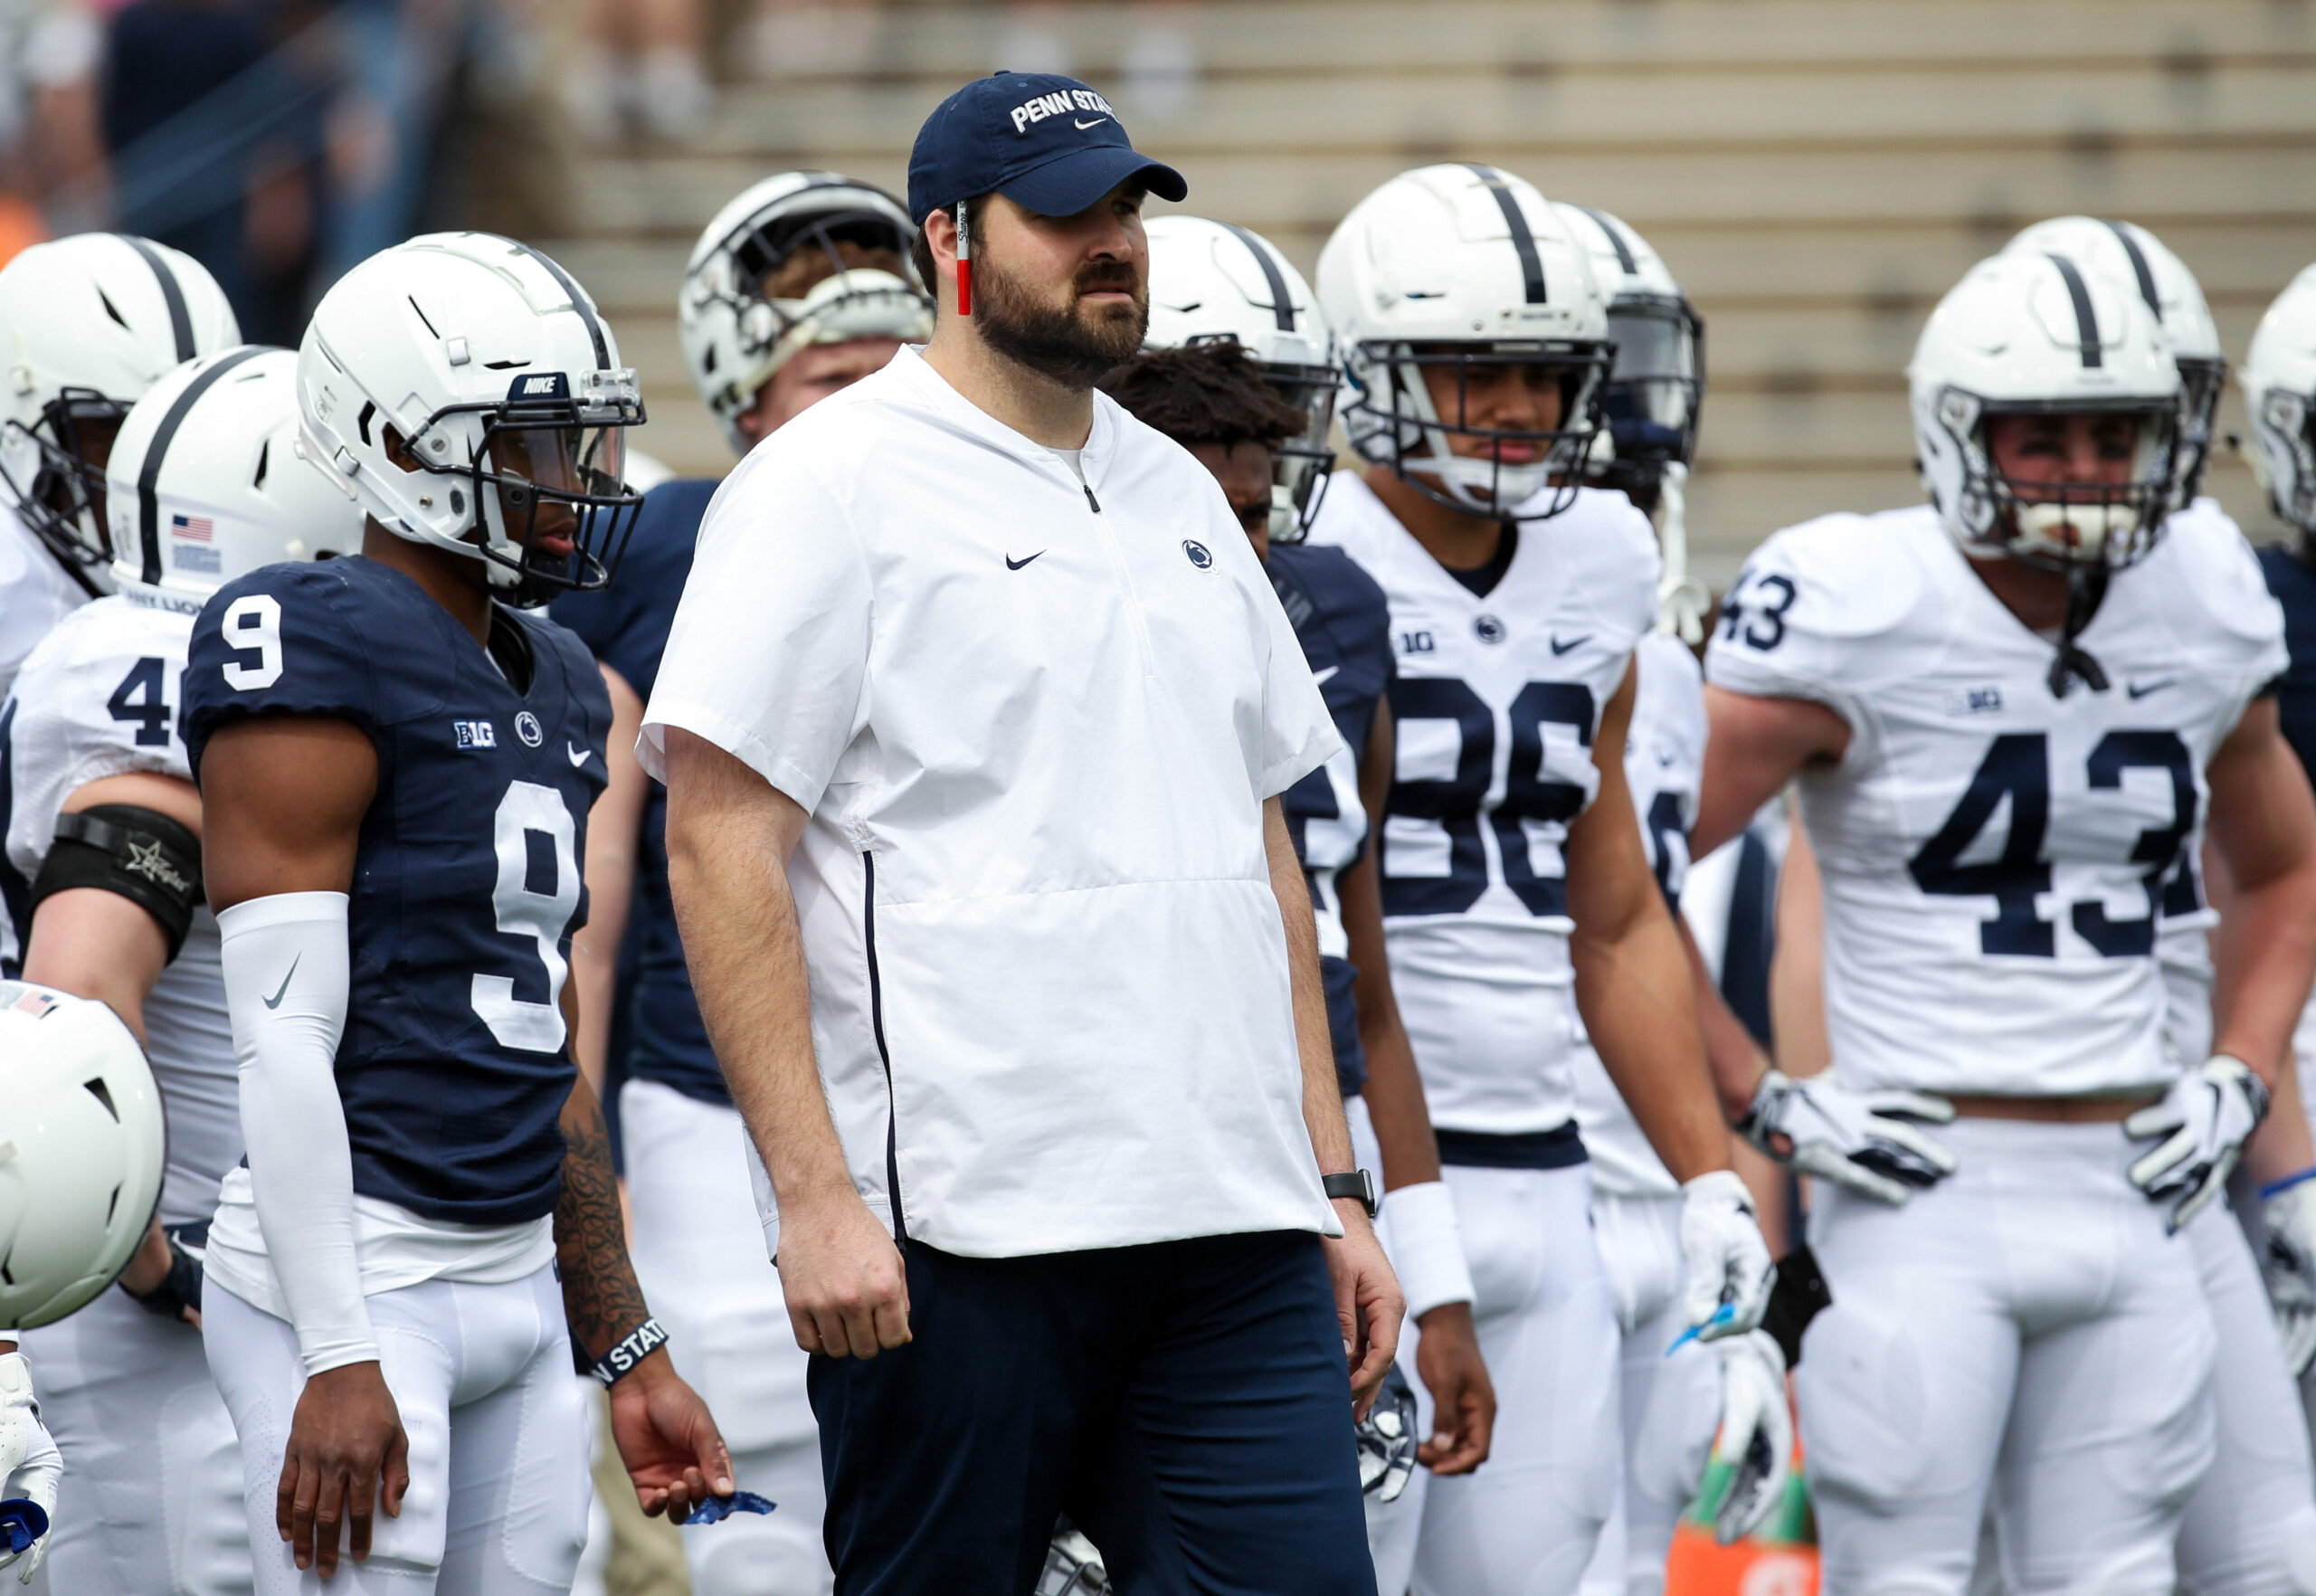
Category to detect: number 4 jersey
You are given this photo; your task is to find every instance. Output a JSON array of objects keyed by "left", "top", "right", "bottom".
[
  {"left": 183, "top": 556, "right": 611, "bottom": 1226},
  {"left": 1307, "top": 471, "right": 1659, "bottom": 1135},
  {"left": 1707, "top": 501, "right": 2284, "bottom": 1098}
]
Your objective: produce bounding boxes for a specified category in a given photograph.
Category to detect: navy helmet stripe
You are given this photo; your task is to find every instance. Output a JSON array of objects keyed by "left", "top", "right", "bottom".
[
  {"left": 1220, "top": 222, "right": 1296, "bottom": 334},
  {"left": 115, "top": 234, "right": 194, "bottom": 362},
  {"left": 139, "top": 346, "right": 267, "bottom": 585},
  {"left": 2045, "top": 253, "right": 2103, "bottom": 370},
  {"left": 493, "top": 236, "right": 610, "bottom": 371},
  {"left": 2099, "top": 219, "right": 2161, "bottom": 318},
  {"left": 1577, "top": 206, "right": 1638, "bottom": 276},
  {"left": 1464, "top": 165, "right": 1546, "bottom": 305}
]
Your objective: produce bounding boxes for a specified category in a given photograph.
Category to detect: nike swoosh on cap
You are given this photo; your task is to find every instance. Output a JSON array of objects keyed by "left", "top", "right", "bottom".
[
  {"left": 1075, "top": 117, "right": 1109, "bottom": 129},
  {"left": 262, "top": 955, "right": 301, "bottom": 1011}
]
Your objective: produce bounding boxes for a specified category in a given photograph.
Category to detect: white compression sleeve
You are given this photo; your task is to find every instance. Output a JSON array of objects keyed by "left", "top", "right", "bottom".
[{"left": 217, "top": 892, "right": 374, "bottom": 1375}]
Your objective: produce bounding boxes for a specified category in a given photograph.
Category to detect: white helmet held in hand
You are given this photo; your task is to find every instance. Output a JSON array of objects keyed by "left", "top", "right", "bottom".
[
  {"left": 1910, "top": 251, "right": 2182, "bottom": 573},
  {"left": 103, "top": 346, "right": 363, "bottom": 613},
  {"left": 679, "top": 172, "right": 931, "bottom": 453},
  {"left": 2241, "top": 263, "right": 2316, "bottom": 541},
  {"left": 1144, "top": 215, "right": 1340, "bottom": 542},
  {"left": 0, "top": 233, "right": 239, "bottom": 587},
  {"left": 1319, "top": 164, "right": 1611, "bottom": 520},
  {"left": 2001, "top": 216, "right": 2223, "bottom": 502},
  {"left": 299, "top": 233, "right": 645, "bottom": 602},
  {"left": 0, "top": 981, "right": 166, "bottom": 1331}
]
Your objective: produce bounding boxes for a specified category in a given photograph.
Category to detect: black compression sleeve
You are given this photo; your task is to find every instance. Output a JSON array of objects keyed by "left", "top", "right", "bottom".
[{"left": 28, "top": 803, "right": 204, "bottom": 959}]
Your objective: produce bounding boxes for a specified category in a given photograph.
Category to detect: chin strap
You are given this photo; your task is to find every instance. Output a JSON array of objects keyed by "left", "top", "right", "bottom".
[{"left": 2046, "top": 564, "right": 2111, "bottom": 699}]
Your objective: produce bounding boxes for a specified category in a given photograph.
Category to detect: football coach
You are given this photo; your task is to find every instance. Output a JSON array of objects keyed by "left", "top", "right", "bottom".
[{"left": 644, "top": 71, "right": 1401, "bottom": 1594}]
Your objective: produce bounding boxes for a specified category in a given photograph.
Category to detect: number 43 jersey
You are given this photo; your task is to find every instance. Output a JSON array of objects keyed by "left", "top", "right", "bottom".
[
  {"left": 1307, "top": 471, "right": 1659, "bottom": 1135},
  {"left": 184, "top": 556, "right": 611, "bottom": 1226},
  {"left": 1707, "top": 501, "right": 2285, "bottom": 1099}
]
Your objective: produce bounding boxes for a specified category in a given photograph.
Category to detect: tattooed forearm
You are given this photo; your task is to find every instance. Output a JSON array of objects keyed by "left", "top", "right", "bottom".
[{"left": 555, "top": 1076, "right": 651, "bottom": 1362}]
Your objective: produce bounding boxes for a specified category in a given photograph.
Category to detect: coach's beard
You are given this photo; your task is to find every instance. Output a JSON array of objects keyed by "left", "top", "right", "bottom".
[{"left": 974, "top": 257, "right": 1148, "bottom": 390}]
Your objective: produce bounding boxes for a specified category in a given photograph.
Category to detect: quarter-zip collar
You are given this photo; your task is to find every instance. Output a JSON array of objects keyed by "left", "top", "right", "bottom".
[{"left": 884, "top": 344, "right": 1119, "bottom": 499}]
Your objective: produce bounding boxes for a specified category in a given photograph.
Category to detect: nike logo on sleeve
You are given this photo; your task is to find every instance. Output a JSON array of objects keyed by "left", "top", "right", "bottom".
[
  {"left": 263, "top": 955, "right": 301, "bottom": 1011},
  {"left": 567, "top": 742, "right": 592, "bottom": 766}
]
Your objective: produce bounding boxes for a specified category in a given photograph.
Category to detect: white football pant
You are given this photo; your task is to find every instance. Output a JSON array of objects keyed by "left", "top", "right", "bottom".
[
  {"left": 1405, "top": 1161, "right": 1621, "bottom": 1596},
  {"left": 1577, "top": 1191, "right": 1719, "bottom": 1596},
  {"left": 18, "top": 1287, "right": 250, "bottom": 1595},
  {"left": 204, "top": 1264, "right": 591, "bottom": 1594},
  {"left": 1799, "top": 1117, "right": 2216, "bottom": 1596},
  {"left": 621, "top": 1078, "right": 831, "bottom": 1595}
]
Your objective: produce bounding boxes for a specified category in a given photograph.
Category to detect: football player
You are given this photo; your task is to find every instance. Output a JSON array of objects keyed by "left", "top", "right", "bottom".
[
  {"left": 178, "top": 234, "right": 730, "bottom": 1593},
  {"left": 1696, "top": 249, "right": 2316, "bottom": 1592},
  {"left": 6, "top": 345, "right": 358, "bottom": 1594},
  {"left": 1108, "top": 211, "right": 1495, "bottom": 1596},
  {"left": 1305, "top": 163, "right": 1775, "bottom": 1595},
  {"left": 1547, "top": 203, "right": 1790, "bottom": 1593},
  {"left": 1997, "top": 216, "right": 2316, "bottom": 1596},
  {"left": 0, "top": 234, "right": 239, "bottom": 978},
  {"left": 0, "top": 981, "right": 166, "bottom": 1586},
  {"left": 2242, "top": 260, "right": 2316, "bottom": 1460},
  {"left": 551, "top": 170, "right": 932, "bottom": 1596}
]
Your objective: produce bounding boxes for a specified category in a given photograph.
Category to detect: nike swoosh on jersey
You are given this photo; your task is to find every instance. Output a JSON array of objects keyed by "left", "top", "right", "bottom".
[
  {"left": 1007, "top": 551, "right": 1046, "bottom": 570},
  {"left": 2126, "top": 678, "right": 2178, "bottom": 699},
  {"left": 1075, "top": 117, "right": 1109, "bottom": 129},
  {"left": 262, "top": 955, "right": 301, "bottom": 1011},
  {"left": 1311, "top": 664, "right": 1340, "bottom": 687},
  {"left": 1550, "top": 633, "right": 1592, "bottom": 655},
  {"left": 566, "top": 742, "right": 591, "bottom": 766}
]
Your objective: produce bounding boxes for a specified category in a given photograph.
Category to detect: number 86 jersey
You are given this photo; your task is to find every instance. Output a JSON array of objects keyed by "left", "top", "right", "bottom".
[
  {"left": 1706, "top": 501, "right": 2285, "bottom": 1099},
  {"left": 1307, "top": 473, "right": 1659, "bottom": 1135},
  {"left": 184, "top": 556, "right": 611, "bottom": 1226}
]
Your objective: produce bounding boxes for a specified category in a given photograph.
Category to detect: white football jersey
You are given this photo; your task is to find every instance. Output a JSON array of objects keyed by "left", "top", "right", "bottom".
[
  {"left": 1707, "top": 502, "right": 2284, "bottom": 1098},
  {"left": 0, "top": 498, "right": 88, "bottom": 704},
  {"left": 1571, "top": 632, "right": 1705, "bottom": 1197},
  {"left": 1307, "top": 471, "right": 1659, "bottom": 1132},
  {"left": 5, "top": 592, "right": 239, "bottom": 1227}
]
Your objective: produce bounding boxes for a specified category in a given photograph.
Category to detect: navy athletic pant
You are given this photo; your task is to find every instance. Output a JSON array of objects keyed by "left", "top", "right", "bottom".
[{"left": 807, "top": 1228, "right": 1377, "bottom": 1595}]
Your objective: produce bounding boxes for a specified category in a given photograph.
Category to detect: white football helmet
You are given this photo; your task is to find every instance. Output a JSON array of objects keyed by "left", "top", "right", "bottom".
[
  {"left": 1318, "top": 164, "right": 1611, "bottom": 520},
  {"left": 103, "top": 347, "right": 362, "bottom": 614},
  {"left": 1143, "top": 215, "right": 1340, "bottom": 541},
  {"left": 299, "top": 233, "right": 644, "bottom": 602},
  {"left": 679, "top": 172, "right": 931, "bottom": 453},
  {"left": 2001, "top": 217, "right": 2223, "bottom": 502},
  {"left": 2241, "top": 263, "right": 2316, "bottom": 540},
  {"left": 0, "top": 233, "right": 238, "bottom": 588},
  {"left": 0, "top": 980, "right": 166, "bottom": 1331},
  {"left": 1910, "top": 251, "right": 2182, "bottom": 573}
]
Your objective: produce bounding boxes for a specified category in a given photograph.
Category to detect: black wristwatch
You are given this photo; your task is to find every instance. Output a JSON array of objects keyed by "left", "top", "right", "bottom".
[{"left": 1323, "top": 1169, "right": 1379, "bottom": 1219}]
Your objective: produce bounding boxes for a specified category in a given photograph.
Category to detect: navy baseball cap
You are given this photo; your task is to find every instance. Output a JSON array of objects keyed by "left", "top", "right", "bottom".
[{"left": 907, "top": 71, "right": 1187, "bottom": 226}]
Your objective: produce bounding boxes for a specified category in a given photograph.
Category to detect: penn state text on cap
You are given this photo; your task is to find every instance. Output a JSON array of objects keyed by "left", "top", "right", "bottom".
[{"left": 907, "top": 71, "right": 1189, "bottom": 226}]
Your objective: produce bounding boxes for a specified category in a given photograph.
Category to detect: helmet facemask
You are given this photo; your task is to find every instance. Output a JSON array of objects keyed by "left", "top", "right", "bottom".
[
  {"left": 1181, "top": 333, "right": 1338, "bottom": 545},
  {"left": 2255, "top": 385, "right": 2316, "bottom": 540},
  {"left": 1927, "top": 387, "right": 2182, "bottom": 575},
  {"left": 3, "top": 385, "right": 130, "bottom": 577},
  {"left": 1594, "top": 294, "right": 1704, "bottom": 513},
  {"left": 401, "top": 369, "right": 646, "bottom": 604},
  {"left": 1345, "top": 338, "right": 1610, "bottom": 521},
  {"left": 2174, "top": 354, "right": 2226, "bottom": 505}
]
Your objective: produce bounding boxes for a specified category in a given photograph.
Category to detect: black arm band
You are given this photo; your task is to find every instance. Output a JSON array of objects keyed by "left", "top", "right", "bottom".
[
  {"left": 28, "top": 804, "right": 204, "bottom": 960},
  {"left": 585, "top": 1316, "right": 669, "bottom": 1387}
]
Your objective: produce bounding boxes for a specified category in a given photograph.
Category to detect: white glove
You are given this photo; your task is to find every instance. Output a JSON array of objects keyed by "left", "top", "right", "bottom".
[
  {"left": 1741, "top": 1069, "right": 1957, "bottom": 1206},
  {"left": 2124, "top": 1056, "right": 2270, "bottom": 1233},
  {"left": 2260, "top": 1173, "right": 2316, "bottom": 1377},
  {"left": 1679, "top": 1170, "right": 1776, "bottom": 1341},
  {"left": 1711, "top": 1330, "right": 1791, "bottom": 1546},
  {"left": 0, "top": 1353, "right": 61, "bottom": 1583}
]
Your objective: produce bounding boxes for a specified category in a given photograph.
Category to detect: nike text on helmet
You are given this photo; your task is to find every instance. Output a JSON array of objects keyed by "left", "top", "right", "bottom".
[
  {"left": 1143, "top": 215, "right": 1341, "bottom": 542},
  {"left": 2242, "top": 263, "right": 2316, "bottom": 543},
  {"left": 0, "top": 233, "right": 238, "bottom": 588},
  {"left": 679, "top": 171, "right": 933, "bottom": 452},
  {"left": 102, "top": 346, "right": 363, "bottom": 613},
  {"left": 1908, "top": 250, "right": 2183, "bottom": 573},
  {"left": 0, "top": 981, "right": 167, "bottom": 1331},
  {"left": 298, "top": 233, "right": 645, "bottom": 602},
  {"left": 2001, "top": 216, "right": 2224, "bottom": 505},
  {"left": 1317, "top": 163, "right": 1612, "bottom": 521},
  {"left": 1552, "top": 202, "right": 1704, "bottom": 503}
]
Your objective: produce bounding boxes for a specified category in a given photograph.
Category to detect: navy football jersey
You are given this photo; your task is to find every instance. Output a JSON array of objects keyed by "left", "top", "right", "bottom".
[
  {"left": 2259, "top": 542, "right": 2316, "bottom": 782},
  {"left": 1268, "top": 541, "right": 1394, "bottom": 1097},
  {"left": 552, "top": 478, "right": 725, "bottom": 1106},
  {"left": 183, "top": 556, "right": 612, "bottom": 1224}
]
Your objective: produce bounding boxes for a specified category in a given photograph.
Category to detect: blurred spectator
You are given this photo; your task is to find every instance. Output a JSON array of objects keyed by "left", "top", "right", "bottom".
[
  {"left": 0, "top": 0, "right": 102, "bottom": 252},
  {"left": 565, "top": 0, "right": 710, "bottom": 145}
]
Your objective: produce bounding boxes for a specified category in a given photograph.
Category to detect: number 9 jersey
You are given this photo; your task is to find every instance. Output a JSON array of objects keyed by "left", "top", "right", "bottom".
[
  {"left": 1706, "top": 500, "right": 2284, "bottom": 1099},
  {"left": 182, "top": 556, "right": 612, "bottom": 1224}
]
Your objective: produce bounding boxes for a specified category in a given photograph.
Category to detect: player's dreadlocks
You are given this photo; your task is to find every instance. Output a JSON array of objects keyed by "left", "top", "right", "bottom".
[{"left": 1099, "top": 341, "right": 1310, "bottom": 452}]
